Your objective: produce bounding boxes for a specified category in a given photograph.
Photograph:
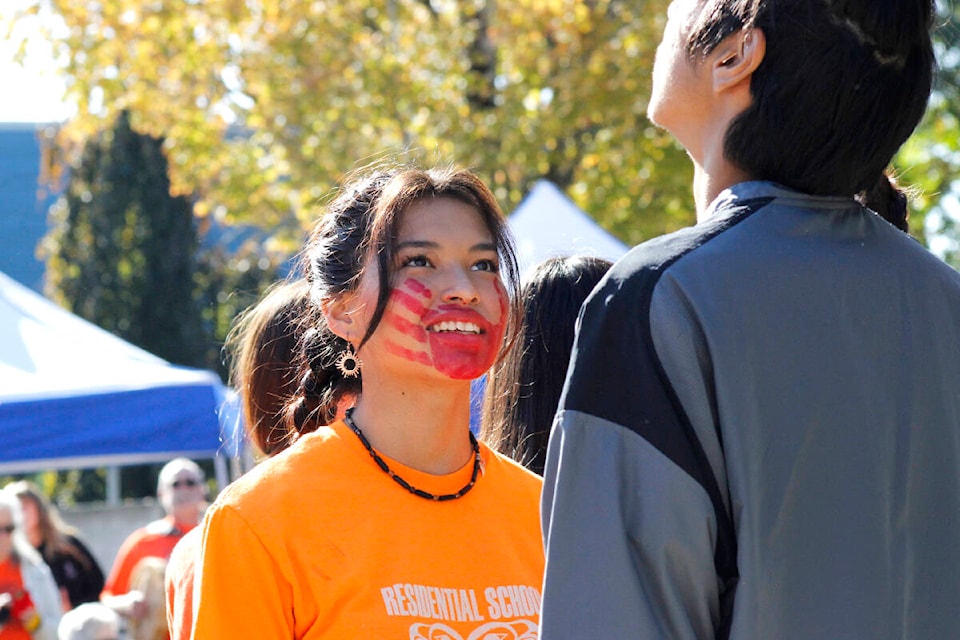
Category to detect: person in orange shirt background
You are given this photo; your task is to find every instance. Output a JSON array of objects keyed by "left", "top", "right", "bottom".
[
  {"left": 164, "top": 279, "right": 314, "bottom": 640},
  {"left": 101, "top": 458, "right": 206, "bottom": 637}
]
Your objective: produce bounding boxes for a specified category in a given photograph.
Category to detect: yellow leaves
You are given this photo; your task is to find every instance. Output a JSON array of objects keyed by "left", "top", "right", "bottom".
[
  {"left": 193, "top": 199, "right": 211, "bottom": 218},
  {"left": 28, "top": 0, "right": 698, "bottom": 246}
]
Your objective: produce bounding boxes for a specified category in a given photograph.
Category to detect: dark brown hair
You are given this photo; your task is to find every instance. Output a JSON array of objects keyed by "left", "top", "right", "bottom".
[
  {"left": 5, "top": 480, "right": 91, "bottom": 568},
  {"left": 287, "top": 164, "right": 521, "bottom": 432},
  {"left": 684, "top": 0, "right": 935, "bottom": 197},
  {"left": 857, "top": 172, "right": 910, "bottom": 232},
  {"left": 482, "top": 255, "right": 612, "bottom": 475},
  {"left": 227, "top": 279, "right": 311, "bottom": 455}
]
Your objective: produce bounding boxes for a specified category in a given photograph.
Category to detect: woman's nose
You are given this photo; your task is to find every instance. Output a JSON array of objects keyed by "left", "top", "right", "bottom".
[{"left": 440, "top": 268, "right": 480, "bottom": 305}]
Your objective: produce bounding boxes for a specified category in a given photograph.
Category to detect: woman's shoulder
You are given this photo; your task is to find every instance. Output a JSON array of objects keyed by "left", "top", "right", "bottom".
[
  {"left": 64, "top": 533, "right": 96, "bottom": 556},
  {"left": 482, "top": 445, "right": 543, "bottom": 496},
  {"left": 167, "top": 526, "right": 202, "bottom": 572},
  {"left": 212, "top": 425, "right": 351, "bottom": 511},
  {"left": 19, "top": 553, "right": 55, "bottom": 582}
]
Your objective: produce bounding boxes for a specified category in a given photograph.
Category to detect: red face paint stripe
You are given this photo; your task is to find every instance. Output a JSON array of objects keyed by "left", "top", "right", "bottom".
[
  {"left": 402, "top": 278, "right": 431, "bottom": 298},
  {"left": 383, "top": 311, "right": 427, "bottom": 343},
  {"left": 384, "top": 339, "right": 433, "bottom": 367},
  {"left": 389, "top": 289, "right": 427, "bottom": 315}
]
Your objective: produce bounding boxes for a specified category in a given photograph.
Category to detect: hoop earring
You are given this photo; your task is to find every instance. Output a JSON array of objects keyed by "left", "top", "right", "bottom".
[{"left": 336, "top": 343, "right": 362, "bottom": 378}]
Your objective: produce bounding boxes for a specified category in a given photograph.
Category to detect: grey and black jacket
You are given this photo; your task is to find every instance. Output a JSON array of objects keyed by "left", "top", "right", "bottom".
[{"left": 540, "top": 181, "right": 960, "bottom": 639}]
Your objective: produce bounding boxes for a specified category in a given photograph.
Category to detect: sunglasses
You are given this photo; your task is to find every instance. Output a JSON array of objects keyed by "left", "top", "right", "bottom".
[
  {"left": 0, "top": 524, "right": 15, "bottom": 534},
  {"left": 172, "top": 478, "right": 200, "bottom": 489}
]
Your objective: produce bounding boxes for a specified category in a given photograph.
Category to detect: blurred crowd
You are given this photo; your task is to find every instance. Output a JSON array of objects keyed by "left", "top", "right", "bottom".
[{"left": 1, "top": 457, "right": 207, "bottom": 640}]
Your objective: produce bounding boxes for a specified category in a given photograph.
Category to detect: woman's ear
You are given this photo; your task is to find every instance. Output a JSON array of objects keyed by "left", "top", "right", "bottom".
[
  {"left": 712, "top": 28, "right": 766, "bottom": 94},
  {"left": 322, "top": 294, "right": 362, "bottom": 343}
]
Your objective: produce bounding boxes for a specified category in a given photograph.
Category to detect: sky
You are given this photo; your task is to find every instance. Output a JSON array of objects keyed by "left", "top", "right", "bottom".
[
  {"left": 0, "top": 59, "right": 69, "bottom": 123},
  {"left": 0, "top": 2, "right": 71, "bottom": 123}
]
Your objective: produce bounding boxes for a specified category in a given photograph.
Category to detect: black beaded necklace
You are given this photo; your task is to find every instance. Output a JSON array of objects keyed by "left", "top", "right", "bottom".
[{"left": 344, "top": 407, "right": 482, "bottom": 502}]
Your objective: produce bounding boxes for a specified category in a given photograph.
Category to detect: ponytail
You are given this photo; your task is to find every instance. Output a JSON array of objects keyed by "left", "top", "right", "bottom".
[{"left": 858, "top": 172, "right": 909, "bottom": 233}]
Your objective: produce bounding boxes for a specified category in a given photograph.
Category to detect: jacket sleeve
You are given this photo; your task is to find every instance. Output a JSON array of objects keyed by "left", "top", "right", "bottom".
[
  {"left": 539, "top": 270, "right": 733, "bottom": 640},
  {"left": 190, "top": 504, "right": 294, "bottom": 639},
  {"left": 69, "top": 535, "right": 106, "bottom": 605},
  {"left": 22, "top": 560, "right": 62, "bottom": 640}
]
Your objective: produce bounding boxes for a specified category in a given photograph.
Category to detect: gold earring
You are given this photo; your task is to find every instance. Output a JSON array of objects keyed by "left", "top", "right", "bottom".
[{"left": 336, "top": 344, "right": 362, "bottom": 378}]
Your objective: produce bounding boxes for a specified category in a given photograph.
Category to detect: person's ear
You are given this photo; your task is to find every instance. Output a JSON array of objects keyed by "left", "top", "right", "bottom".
[
  {"left": 322, "top": 293, "right": 363, "bottom": 344},
  {"left": 712, "top": 28, "right": 766, "bottom": 94}
]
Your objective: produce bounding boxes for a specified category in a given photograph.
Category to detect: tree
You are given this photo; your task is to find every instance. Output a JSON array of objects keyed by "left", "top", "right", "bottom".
[
  {"left": 13, "top": 1, "right": 956, "bottom": 262},
  {"left": 31, "top": 108, "right": 208, "bottom": 504},
  {"left": 15, "top": 0, "right": 693, "bottom": 250},
  {"left": 43, "top": 110, "right": 206, "bottom": 366},
  {"left": 42, "top": 109, "right": 286, "bottom": 379},
  {"left": 893, "top": 9, "right": 960, "bottom": 267},
  {"left": 36, "top": 112, "right": 285, "bottom": 504}
]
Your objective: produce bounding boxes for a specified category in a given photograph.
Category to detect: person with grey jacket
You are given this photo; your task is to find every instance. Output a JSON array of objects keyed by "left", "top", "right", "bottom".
[{"left": 539, "top": 0, "right": 960, "bottom": 638}]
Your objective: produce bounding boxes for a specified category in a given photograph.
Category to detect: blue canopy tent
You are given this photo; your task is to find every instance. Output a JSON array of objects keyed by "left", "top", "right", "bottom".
[{"left": 0, "top": 270, "right": 229, "bottom": 483}]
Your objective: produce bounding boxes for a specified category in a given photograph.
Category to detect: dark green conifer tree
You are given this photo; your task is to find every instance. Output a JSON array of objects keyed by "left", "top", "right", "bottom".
[{"left": 45, "top": 110, "right": 204, "bottom": 366}]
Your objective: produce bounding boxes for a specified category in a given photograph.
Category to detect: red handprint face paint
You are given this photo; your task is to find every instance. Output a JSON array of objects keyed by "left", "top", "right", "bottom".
[
  {"left": 422, "top": 289, "right": 506, "bottom": 379},
  {"left": 382, "top": 279, "right": 432, "bottom": 367},
  {"left": 366, "top": 197, "right": 508, "bottom": 381},
  {"left": 382, "top": 278, "right": 506, "bottom": 379}
]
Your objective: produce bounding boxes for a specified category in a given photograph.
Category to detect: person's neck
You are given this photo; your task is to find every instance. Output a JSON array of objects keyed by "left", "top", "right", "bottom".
[
  {"left": 681, "top": 96, "right": 755, "bottom": 221},
  {"left": 347, "top": 373, "right": 474, "bottom": 475},
  {"left": 691, "top": 145, "right": 753, "bottom": 222},
  {"left": 170, "top": 511, "right": 201, "bottom": 530}
]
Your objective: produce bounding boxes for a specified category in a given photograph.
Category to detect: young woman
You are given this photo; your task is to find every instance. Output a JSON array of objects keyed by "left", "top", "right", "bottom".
[
  {"left": 165, "top": 279, "right": 312, "bottom": 640},
  {"left": 191, "top": 166, "right": 544, "bottom": 638},
  {"left": 0, "top": 490, "right": 61, "bottom": 640},
  {"left": 6, "top": 482, "right": 104, "bottom": 612},
  {"left": 230, "top": 279, "right": 314, "bottom": 455},
  {"left": 482, "top": 255, "right": 612, "bottom": 475}
]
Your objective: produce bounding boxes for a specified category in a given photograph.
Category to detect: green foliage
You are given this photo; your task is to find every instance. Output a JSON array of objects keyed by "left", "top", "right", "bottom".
[
  {"left": 41, "top": 110, "right": 285, "bottom": 379},
  {"left": 42, "top": 110, "right": 206, "bottom": 367},
  {"left": 892, "top": 8, "right": 960, "bottom": 267},
  {"left": 193, "top": 240, "right": 288, "bottom": 379},
  {"left": 1, "top": 460, "right": 219, "bottom": 505},
  {"left": 0, "top": 469, "right": 105, "bottom": 506},
  {"left": 17, "top": 0, "right": 693, "bottom": 252},
  {"left": 13, "top": 0, "right": 960, "bottom": 261},
  {"left": 35, "top": 112, "right": 282, "bottom": 503}
]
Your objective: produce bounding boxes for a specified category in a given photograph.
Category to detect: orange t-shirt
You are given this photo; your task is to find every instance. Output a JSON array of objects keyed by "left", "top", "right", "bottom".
[
  {"left": 192, "top": 420, "right": 544, "bottom": 639},
  {"left": 102, "top": 516, "right": 194, "bottom": 598},
  {"left": 0, "top": 559, "right": 31, "bottom": 640},
  {"left": 164, "top": 527, "right": 201, "bottom": 640}
]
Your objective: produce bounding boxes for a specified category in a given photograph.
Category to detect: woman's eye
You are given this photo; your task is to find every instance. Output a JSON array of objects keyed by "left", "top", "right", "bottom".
[
  {"left": 472, "top": 259, "right": 499, "bottom": 273},
  {"left": 401, "top": 255, "right": 431, "bottom": 268}
]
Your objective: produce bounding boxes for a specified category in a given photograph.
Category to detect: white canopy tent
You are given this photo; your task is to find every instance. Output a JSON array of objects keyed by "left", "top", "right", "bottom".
[
  {"left": 508, "top": 180, "right": 629, "bottom": 278},
  {"left": 0, "top": 270, "right": 229, "bottom": 486}
]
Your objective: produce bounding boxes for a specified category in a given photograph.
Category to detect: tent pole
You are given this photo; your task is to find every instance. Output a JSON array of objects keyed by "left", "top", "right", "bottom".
[{"left": 106, "top": 466, "right": 120, "bottom": 505}]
